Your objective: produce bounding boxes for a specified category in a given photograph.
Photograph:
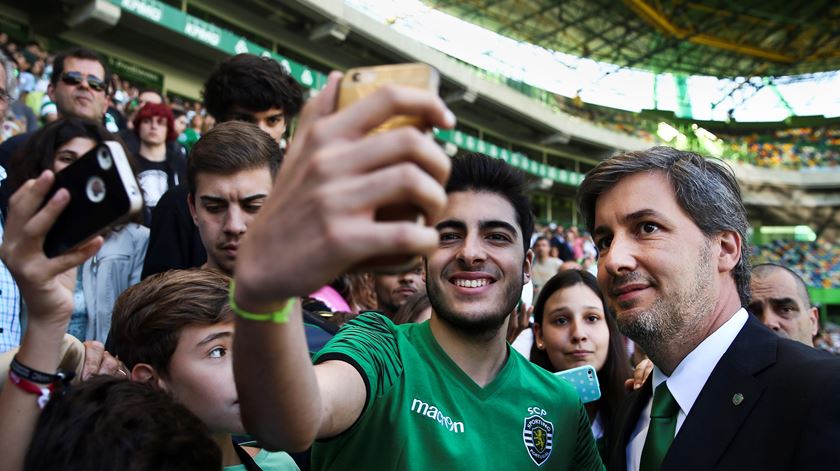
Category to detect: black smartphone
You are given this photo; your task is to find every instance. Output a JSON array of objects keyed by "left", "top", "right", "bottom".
[{"left": 42, "top": 141, "right": 143, "bottom": 258}]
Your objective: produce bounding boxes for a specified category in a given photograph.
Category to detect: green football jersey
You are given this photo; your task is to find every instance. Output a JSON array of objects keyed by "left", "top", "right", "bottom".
[{"left": 312, "top": 313, "right": 604, "bottom": 470}]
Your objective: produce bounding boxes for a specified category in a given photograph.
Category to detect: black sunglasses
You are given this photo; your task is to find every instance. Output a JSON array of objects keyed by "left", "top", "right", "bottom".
[{"left": 60, "top": 71, "right": 107, "bottom": 93}]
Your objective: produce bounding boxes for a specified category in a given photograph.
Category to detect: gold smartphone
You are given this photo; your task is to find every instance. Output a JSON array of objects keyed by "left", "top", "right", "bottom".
[
  {"left": 337, "top": 63, "right": 440, "bottom": 273},
  {"left": 337, "top": 63, "right": 440, "bottom": 133}
]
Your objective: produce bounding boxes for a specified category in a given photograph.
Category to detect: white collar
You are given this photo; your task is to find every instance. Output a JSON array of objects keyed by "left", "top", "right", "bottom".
[{"left": 651, "top": 308, "right": 748, "bottom": 417}]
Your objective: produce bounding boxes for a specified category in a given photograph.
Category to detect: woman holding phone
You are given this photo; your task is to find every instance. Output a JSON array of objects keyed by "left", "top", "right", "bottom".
[
  {"left": 530, "top": 269, "right": 631, "bottom": 459},
  {"left": 6, "top": 118, "right": 149, "bottom": 344}
]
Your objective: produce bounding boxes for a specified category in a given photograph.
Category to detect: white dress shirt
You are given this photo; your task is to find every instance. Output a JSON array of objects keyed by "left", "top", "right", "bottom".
[{"left": 626, "top": 308, "right": 748, "bottom": 471}]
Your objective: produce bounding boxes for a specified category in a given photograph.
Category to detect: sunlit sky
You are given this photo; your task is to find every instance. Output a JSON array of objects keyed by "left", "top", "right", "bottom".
[{"left": 347, "top": 0, "right": 840, "bottom": 122}]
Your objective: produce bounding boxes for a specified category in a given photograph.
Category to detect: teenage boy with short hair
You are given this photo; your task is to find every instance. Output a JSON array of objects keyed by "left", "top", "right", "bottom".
[
  {"left": 109, "top": 268, "right": 299, "bottom": 471},
  {"left": 185, "top": 121, "right": 279, "bottom": 275},
  {"left": 142, "top": 54, "right": 303, "bottom": 278}
]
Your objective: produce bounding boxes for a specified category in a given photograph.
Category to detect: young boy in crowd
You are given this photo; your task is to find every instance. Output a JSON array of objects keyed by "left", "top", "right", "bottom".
[
  {"left": 108, "top": 268, "right": 300, "bottom": 471},
  {"left": 178, "top": 120, "right": 336, "bottom": 356}
]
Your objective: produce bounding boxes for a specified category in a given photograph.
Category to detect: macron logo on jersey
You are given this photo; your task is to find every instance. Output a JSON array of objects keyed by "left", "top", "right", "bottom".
[{"left": 411, "top": 398, "right": 465, "bottom": 433}]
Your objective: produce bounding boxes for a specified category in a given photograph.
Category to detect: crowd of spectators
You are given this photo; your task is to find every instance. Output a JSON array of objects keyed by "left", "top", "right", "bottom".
[
  {"left": 550, "top": 94, "right": 660, "bottom": 142},
  {"left": 0, "top": 35, "right": 215, "bottom": 151},
  {"left": 752, "top": 238, "right": 840, "bottom": 289},
  {"left": 0, "top": 25, "right": 838, "bottom": 471},
  {"left": 719, "top": 127, "right": 840, "bottom": 169}
]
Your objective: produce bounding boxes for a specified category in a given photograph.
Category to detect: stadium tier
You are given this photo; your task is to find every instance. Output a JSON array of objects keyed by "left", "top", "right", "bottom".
[{"left": 753, "top": 239, "right": 840, "bottom": 289}]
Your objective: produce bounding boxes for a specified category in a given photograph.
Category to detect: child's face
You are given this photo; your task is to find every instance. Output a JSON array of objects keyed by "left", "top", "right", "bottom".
[{"left": 160, "top": 321, "right": 243, "bottom": 434}]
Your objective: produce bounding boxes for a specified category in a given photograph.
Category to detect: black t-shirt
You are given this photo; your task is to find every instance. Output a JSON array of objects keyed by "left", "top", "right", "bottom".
[
  {"left": 136, "top": 155, "right": 174, "bottom": 210},
  {"left": 141, "top": 184, "right": 206, "bottom": 278}
]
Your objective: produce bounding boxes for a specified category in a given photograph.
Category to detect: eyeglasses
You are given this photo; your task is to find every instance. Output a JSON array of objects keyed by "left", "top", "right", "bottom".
[
  {"left": 60, "top": 71, "right": 107, "bottom": 93},
  {"left": 0, "top": 88, "right": 10, "bottom": 105}
]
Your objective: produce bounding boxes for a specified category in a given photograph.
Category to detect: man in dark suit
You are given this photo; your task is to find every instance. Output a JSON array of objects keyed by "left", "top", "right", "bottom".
[{"left": 577, "top": 146, "right": 840, "bottom": 470}]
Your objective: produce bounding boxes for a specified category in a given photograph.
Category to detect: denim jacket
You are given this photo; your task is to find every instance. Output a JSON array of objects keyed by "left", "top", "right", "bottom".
[{"left": 81, "top": 223, "right": 149, "bottom": 342}]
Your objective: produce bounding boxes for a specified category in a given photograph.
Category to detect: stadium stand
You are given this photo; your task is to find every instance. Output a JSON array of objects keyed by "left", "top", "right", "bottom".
[
  {"left": 0, "top": 0, "right": 836, "bottom": 318},
  {"left": 720, "top": 127, "right": 840, "bottom": 169},
  {"left": 752, "top": 239, "right": 840, "bottom": 289}
]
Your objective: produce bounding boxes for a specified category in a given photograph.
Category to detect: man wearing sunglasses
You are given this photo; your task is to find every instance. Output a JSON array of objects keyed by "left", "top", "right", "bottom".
[
  {"left": 0, "top": 48, "right": 111, "bottom": 210},
  {"left": 49, "top": 51, "right": 110, "bottom": 122}
]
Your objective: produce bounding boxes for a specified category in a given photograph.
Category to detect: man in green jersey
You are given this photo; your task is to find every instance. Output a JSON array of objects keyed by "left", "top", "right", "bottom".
[{"left": 231, "top": 73, "right": 603, "bottom": 470}]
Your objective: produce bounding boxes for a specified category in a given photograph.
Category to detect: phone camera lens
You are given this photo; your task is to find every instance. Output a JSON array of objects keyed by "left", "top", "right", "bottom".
[
  {"left": 97, "top": 148, "right": 113, "bottom": 170},
  {"left": 86, "top": 176, "right": 107, "bottom": 203}
]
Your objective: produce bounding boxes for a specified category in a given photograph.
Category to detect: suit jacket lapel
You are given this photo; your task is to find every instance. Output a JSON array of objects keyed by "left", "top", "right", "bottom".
[
  {"left": 662, "top": 316, "right": 777, "bottom": 470},
  {"left": 609, "top": 376, "right": 652, "bottom": 470}
]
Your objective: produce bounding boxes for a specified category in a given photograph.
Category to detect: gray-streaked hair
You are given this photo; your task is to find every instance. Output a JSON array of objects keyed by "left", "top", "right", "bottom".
[{"left": 577, "top": 146, "right": 751, "bottom": 306}]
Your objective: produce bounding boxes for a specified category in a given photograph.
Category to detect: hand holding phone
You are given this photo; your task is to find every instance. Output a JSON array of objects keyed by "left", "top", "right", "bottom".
[
  {"left": 42, "top": 141, "right": 143, "bottom": 258},
  {"left": 337, "top": 63, "right": 442, "bottom": 274},
  {"left": 230, "top": 70, "right": 453, "bottom": 313},
  {"left": 0, "top": 171, "right": 104, "bottom": 329}
]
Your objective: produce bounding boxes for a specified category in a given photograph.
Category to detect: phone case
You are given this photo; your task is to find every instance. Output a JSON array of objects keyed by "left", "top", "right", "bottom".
[
  {"left": 555, "top": 365, "right": 601, "bottom": 404},
  {"left": 42, "top": 141, "right": 143, "bottom": 258},
  {"left": 337, "top": 63, "right": 441, "bottom": 274},
  {"left": 338, "top": 63, "right": 440, "bottom": 134}
]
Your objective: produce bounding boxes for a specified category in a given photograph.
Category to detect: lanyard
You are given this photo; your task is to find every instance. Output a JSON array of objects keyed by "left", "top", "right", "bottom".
[{"left": 232, "top": 441, "right": 262, "bottom": 471}]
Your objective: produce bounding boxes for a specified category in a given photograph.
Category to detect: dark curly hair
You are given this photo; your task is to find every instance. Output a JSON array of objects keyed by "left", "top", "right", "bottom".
[{"left": 202, "top": 53, "right": 303, "bottom": 122}]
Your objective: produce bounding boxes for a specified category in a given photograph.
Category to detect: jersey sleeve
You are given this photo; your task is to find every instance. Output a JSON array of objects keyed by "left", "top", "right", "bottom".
[
  {"left": 313, "top": 312, "right": 403, "bottom": 412},
  {"left": 573, "top": 399, "right": 606, "bottom": 470}
]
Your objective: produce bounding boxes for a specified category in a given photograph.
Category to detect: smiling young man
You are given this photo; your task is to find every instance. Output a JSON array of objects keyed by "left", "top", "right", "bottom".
[
  {"left": 577, "top": 146, "right": 840, "bottom": 470},
  {"left": 186, "top": 121, "right": 278, "bottom": 275},
  {"left": 231, "top": 77, "right": 603, "bottom": 468}
]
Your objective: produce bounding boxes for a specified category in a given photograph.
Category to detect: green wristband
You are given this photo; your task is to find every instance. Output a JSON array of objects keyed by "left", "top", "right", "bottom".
[{"left": 229, "top": 280, "right": 294, "bottom": 324}]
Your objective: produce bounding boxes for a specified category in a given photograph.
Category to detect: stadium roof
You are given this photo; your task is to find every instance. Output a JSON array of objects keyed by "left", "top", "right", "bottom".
[{"left": 421, "top": 0, "right": 840, "bottom": 78}]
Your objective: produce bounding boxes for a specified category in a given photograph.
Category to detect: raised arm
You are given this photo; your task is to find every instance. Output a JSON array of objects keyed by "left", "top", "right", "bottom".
[
  {"left": 232, "top": 71, "right": 455, "bottom": 451},
  {"left": 0, "top": 171, "right": 102, "bottom": 471}
]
